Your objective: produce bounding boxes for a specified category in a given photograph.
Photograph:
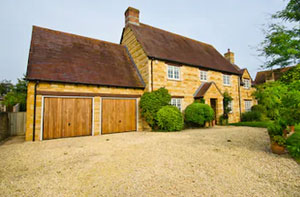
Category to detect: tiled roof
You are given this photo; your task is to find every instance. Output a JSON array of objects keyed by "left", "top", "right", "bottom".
[
  {"left": 26, "top": 26, "right": 145, "bottom": 88},
  {"left": 125, "top": 23, "right": 241, "bottom": 75}
]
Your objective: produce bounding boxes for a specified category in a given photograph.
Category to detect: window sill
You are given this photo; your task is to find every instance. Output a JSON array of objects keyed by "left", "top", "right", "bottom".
[
  {"left": 167, "top": 78, "right": 181, "bottom": 82},
  {"left": 200, "top": 79, "right": 208, "bottom": 82},
  {"left": 223, "top": 84, "right": 231, "bottom": 87}
]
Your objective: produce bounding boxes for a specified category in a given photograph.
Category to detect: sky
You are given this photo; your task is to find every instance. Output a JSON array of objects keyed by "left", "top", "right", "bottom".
[{"left": 0, "top": 0, "right": 288, "bottom": 83}]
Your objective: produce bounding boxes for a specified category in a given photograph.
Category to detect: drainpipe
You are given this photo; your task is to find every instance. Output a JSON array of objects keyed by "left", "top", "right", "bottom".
[
  {"left": 150, "top": 58, "right": 154, "bottom": 92},
  {"left": 32, "top": 81, "right": 39, "bottom": 141},
  {"left": 238, "top": 77, "right": 242, "bottom": 121}
]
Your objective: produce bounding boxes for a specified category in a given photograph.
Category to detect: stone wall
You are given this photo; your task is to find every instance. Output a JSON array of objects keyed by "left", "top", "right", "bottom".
[
  {"left": 151, "top": 60, "right": 242, "bottom": 123},
  {"left": 121, "top": 27, "right": 151, "bottom": 92},
  {"left": 26, "top": 82, "right": 144, "bottom": 141},
  {"left": 240, "top": 70, "right": 257, "bottom": 113}
]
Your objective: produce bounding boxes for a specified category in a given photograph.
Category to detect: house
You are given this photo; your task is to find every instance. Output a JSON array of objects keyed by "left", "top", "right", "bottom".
[
  {"left": 120, "top": 7, "right": 256, "bottom": 121},
  {"left": 25, "top": 7, "right": 256, "bottom": 141},
  {"left": 254, "top": 66, "right": 295, "bottom": 85}
]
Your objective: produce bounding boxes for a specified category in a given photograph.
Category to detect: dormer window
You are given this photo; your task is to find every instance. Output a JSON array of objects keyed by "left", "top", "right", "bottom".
[
  {"left": 243, "top": 79, "right": 250, "bottom": 89},
  {"left": 200, "top": 70, "right": 208, "bottom": 81},
  {"left": 167, "top": 65, "right": 180, "bottom": 80}
]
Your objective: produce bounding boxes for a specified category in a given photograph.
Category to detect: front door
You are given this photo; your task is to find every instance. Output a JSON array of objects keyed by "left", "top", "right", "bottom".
[{"left": 210, "top": 99, "right": 217, "bottom": 121}]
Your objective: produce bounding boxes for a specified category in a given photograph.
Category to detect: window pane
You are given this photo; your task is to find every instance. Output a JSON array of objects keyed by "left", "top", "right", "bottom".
[{"left": 168, "top": 66, "right": 173, "bottom": 79}]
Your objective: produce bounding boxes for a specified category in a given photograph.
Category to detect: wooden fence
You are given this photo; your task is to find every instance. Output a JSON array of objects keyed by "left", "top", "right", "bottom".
[
  {"left": 8, "top": 112, "right": 26, "bottom": 136},
  {"left": 0, "top": 112, "right": 26, "bottom": 141}
]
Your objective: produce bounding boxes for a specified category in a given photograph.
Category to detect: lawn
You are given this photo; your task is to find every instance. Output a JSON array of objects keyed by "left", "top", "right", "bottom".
[
  {"left": 0, "top": 127, "right": 299, "bottom": 196},
  {"left": 230, "top": 121, "right": 300, "bottom": 132}
]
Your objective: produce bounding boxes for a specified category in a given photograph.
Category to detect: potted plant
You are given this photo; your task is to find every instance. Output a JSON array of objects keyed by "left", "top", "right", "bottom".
[
  {"left": 267, "top": 122, "right": 287, "bottom": 154},
  {"left": 270, "top": 135, "right": 286, "bottom": 154}
]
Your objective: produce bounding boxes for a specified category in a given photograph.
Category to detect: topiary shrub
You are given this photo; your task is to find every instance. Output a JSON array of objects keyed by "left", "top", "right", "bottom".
[
  {"left": 286, "top": 132, "right": 300, "bottom": 160},
  {"left": 140, "top": 88, "right": 171, "bottom": 128},
  {"left": 241, "top": 111, "right": 262, "bottom": 122},
  {"left": 184, "top": 103, "right": 214, "bottom": 126},
  {"left": 156, "top": 105, "right": 184, "bottom": 131}
]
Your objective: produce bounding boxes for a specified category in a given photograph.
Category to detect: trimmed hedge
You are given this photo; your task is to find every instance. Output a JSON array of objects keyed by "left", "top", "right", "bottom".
[
  {"left": 241, "top": 111, "right": 262, "bottom": 122},
  {"left": 184, "top": 103, "right": 214, "bottom": 126},
  {"left": 156, "top": 105, "right": 184, "bottom": 131}
]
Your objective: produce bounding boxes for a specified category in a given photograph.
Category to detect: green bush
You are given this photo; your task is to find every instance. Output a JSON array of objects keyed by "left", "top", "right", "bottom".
[
  {"left": 267, "top": 123, "right": 283, "bottom": 138},
  {"left": 251, "top": 105, "right": 267, "bottom": 114},
  {"left": 184, "top": 103, "right": 214, "bottom": 126},
  {"left": 156, "top": 105, "right": 184, "bottom": 131},
  {"left": 241, "top": 111, "right": 262, "bottom": 122},
  {"left": 272, "top": 135, "right": 286, "bottom": 146},
  {"left": 140, "top": 88, "right": 171, "bottom": 128},
  {"left": 286, "top": 132, "right": 300, "bottom": 159},
  {"left": 219, "top": 114, "right": 228, "bottom": 125}
]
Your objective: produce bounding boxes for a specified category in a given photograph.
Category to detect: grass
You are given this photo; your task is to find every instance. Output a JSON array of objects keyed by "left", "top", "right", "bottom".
[{"left": 229, "top": 121, "right": 273, "bottom": 128}]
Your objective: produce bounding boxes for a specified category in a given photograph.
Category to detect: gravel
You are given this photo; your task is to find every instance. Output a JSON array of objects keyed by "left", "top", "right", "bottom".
[{"left": 0, "top": 126, "right": 299, "bottom": 196}]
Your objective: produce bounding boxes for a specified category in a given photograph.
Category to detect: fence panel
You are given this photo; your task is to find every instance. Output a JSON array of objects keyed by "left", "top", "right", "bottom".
[
  {"left": 8, "top": 112, "right": 26, "bottom": 136},
  {"left": 0, "top": 113, "right": 9, "bottom": 141}
]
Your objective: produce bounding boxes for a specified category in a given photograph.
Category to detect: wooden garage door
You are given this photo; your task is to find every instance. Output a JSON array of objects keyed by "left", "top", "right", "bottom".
[
  {"left": 43, "top": 97, "right": 92, "bottom": 140},
  {"left": 102, "top": 99, "right": 136, "bottom": 134}
]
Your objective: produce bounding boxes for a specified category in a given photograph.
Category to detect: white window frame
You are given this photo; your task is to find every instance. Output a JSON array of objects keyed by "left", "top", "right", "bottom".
[
  {"left": 167, "top": 65, "right": 180, "bottom": 80},
  {"left": 228, "top": 100, "right": 233, "bottom": 113},
  {"left": 243, "top": 79, "right": 250, "bottom": 89},
  {"left": 223, "top": 74, "right": 231, "bottom": 86},
  {"left": 200, "top": 70, "right": 208, "bottom": 81},
  {"left": 171, "top": 98, "right": 182, "bottom": 111},
  {"left": 245, "top": 100, "right": 252, "bottom": 112}
]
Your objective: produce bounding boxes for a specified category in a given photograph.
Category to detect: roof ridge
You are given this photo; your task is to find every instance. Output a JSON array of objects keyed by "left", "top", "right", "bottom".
[
  {"left": 137, "top": 23, "right": 214, "bottom": 48},
  {"left": 32, "top": 25, "right": 122, "bottom": 47}
]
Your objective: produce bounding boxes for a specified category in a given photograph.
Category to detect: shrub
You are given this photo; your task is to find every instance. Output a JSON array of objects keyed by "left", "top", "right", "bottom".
[
  {"left": 219, "top": 114, "right": 228, "bottom": 125},
  {"left": 156, "top": 105, "right": 184, "bottom": 131},
  {"left": 184, "top": 103, "right": 214, "bottom": 126},
  {"left": 241, "top": 111, "right": 262, "bottom": 122},
  {"left": 267, "top": 123, "right": 283, "bottom": 138},
  {"left": 272, "top": 135, "right": 286, "bottom": 146},
  {"left": 140, "top": 88, "right": 171, "bottom": 128},
  {"left": 251, "top": 105, "right": 267, "bottom": 114},
  {"left": 286, "top": 132, "right": 300, "bottom": 159}
]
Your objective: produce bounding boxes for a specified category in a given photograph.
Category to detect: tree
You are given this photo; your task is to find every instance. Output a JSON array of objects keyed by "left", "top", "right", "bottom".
[
  {"left": 0, "top": 80, "right": 13, "bottom": 97},
  {"left": 260, "top": 0, "right": 300, "bottom": 69},
  {"left": 279, "top": 64, "right": 300, "bottom": 83},
  {"left": 3, "top": 77, "right": 27, "bottom": 111},
  {"left": 223, "top": 91, "right": 233, "bottom": 119}
]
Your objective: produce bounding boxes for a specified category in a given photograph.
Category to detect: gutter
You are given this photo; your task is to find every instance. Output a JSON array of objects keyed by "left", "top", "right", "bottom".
[
  {"left": 32, "top": 81, "right": 39, "bottom": 141},
  {"left": 151, "top": 58, "right": 154, "bottom": 91},
  {"left": 238, "top": 77, "right": 242, "bottom": 121}
]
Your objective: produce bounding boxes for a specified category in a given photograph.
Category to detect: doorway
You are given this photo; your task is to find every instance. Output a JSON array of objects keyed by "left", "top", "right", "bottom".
[{"left": 210, "top": 98, "right": 217, "bottom": 122}]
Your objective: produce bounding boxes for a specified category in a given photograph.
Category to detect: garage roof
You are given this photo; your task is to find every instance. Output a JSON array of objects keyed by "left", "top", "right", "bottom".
[
  {"left": 123, "top": 23, "right": 240, "bottom": 75},
  {"left": 26, "top": 26, "right": 145, "bottom": 89}
]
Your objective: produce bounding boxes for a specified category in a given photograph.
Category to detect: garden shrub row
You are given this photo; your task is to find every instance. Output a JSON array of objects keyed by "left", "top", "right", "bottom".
[{"left": 140, "top": 88, "right": 215, "bottom": 132}]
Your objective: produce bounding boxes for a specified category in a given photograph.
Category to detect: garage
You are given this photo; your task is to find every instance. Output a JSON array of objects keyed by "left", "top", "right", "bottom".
[
  {"left": 101, "top": 98, "right": 137, "bottom": 134},
  {"left": 42, "top": 97, "right": 93, "bottom": 140}
]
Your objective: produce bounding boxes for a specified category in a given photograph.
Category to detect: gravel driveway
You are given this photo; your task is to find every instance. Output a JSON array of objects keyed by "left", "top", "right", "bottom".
[{"left": 0, "top": 126, "right": 299, "bottom": 196}]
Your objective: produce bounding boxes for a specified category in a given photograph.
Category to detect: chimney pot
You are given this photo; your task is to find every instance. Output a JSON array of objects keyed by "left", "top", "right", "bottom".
[{"left": 125, "top": 7, "right": 140, "bottom": 26}]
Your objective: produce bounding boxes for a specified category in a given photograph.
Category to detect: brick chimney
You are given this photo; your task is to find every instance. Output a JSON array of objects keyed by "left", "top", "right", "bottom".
[
  {"left": 125, "top": 7, "right": 140, "bottom": 26},
  {"left": 224, "top": 49, "right": 235, "bottom": 64}
]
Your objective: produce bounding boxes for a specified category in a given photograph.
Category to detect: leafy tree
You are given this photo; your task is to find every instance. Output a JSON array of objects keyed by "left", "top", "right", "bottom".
[
  {"left": 280, "top": 90, "right": 300, "bottom": 126},
  {"left": 279, "top": 64, "right": 300, "bottom": 83},
  {"left": 3, "top": 77, "right": 28, "bottom": 111},
  {"left": 259, "top": 0, "right": 300, "bottom": 68},
  {"left": 0, "top": 80, "right": 13, "bottom": 97},
  {"left": 253, "top": 82, "right": 288, "bottom": 119}
]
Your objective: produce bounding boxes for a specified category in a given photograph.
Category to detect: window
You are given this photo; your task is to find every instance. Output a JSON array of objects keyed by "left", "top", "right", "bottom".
[
  {"left": 167, "top": 65, "right": 180, "bottom": 80},
  {"left": 171, "top": 98, "right": 182, "bottom": 111},
  {"left": 228, "top": 100, "right": 233, "bottom": 113},
  {"left": 223, "top": 74, "right": 231, "bottom": 86},
  {"left": 243, "top": 79, "right": 250, "bottom": 89},
  {"left": 245, "top": 100, "right": 252, "bottom": 112},
  {"left": 200, "top": 70, "right": 208, "bottom": 81}
]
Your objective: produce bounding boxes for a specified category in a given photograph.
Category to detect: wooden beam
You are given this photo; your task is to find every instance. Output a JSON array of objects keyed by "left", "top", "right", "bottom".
[{"left": 36, "top": 91, "right": 141, "bottom": 98}]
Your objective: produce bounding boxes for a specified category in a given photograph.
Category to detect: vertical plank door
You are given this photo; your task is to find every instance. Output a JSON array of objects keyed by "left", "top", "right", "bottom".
[
  {"left": 43, "top": 97, "right": 92, "bottom": 140},
  {"left": 102, "top": 99, "right": 136, "bottom": 134}
]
